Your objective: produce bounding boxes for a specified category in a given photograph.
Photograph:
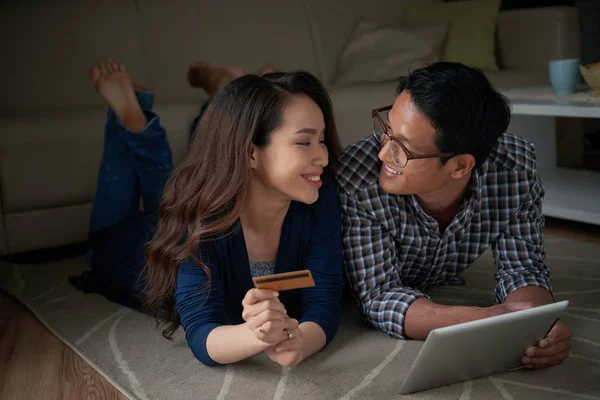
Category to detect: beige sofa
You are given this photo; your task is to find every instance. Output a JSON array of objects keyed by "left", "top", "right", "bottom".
[{"left": 0, "top": 0, "right": 580, "bottom": 255}]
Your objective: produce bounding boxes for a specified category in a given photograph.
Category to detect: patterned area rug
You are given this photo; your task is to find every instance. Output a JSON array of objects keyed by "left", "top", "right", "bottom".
[{"left": 0, "top": 234, "right": 598, "bottom": 400}]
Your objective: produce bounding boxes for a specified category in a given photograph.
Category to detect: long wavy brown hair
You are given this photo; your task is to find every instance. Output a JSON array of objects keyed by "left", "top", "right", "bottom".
[{"left": 143, "top": 71, "right": 341, "bottom": 338}]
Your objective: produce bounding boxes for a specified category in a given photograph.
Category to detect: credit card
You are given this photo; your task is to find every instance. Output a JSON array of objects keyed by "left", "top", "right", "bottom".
[{"left": 252, "top": 269, "right": 315, "bottom": 291}]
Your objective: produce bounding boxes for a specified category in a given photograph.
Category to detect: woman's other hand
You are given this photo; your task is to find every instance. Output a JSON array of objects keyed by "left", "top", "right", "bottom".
[{"left": 242, "top": 288, "right": 294, "bottom": 345}]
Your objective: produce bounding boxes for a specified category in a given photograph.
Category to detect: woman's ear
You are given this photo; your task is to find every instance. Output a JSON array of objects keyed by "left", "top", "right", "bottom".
[
  {"left": 249, "top": 144, "right": 258, "bottom": 169},
  {"left": 449, "top": 153, "right": 476, "bottom": 179}
]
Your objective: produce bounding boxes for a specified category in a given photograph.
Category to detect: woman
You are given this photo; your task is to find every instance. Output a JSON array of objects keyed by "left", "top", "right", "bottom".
[{"left": 70, "top": 59, "right": 344, "bottom": 367}]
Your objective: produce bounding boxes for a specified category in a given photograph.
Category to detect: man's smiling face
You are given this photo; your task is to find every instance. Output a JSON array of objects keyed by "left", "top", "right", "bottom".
[{"left": 378, "top": 90, "right": 453, "bottom": 196}]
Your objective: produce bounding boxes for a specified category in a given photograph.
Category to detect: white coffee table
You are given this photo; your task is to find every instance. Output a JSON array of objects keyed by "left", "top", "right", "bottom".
[{"left": 500, "top": 85, "right": 600, "bottom": 225}]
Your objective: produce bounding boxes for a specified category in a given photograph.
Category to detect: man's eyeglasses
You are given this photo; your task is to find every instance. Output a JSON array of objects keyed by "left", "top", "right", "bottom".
[{"left": 372, "top": 105, "right": 454, "bottom": 168}]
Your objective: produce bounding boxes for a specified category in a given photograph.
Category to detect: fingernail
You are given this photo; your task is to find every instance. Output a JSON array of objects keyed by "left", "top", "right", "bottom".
[
  {"left": 273, "top": 292, "right": 279, "bottom": 297},
  {"left": 526, "top": 348, "right": 535, "bottom": 356},
  {"left": 539, "top": 340, "right": 547, "bottom": 348}
]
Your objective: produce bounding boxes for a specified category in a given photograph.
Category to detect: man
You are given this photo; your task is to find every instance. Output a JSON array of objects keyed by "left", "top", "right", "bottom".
[{"left": 334, "top": 62, "right": 571, "bottom": 369}]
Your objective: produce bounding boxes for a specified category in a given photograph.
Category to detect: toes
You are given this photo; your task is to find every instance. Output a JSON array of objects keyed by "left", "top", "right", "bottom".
[
  {"left": 96, "top": 58, "right": 126, "bottom": 74},
  {"left": 89, "top": 66, "right": 100, "bottom": 81},
  {"left": 96, "top": 58, "right": 123, "bottom": 75},
  {"left": 99, "top": 61, "right": 108, "bottom": 76},
  {"left": 107, "top": 58, "right": 119, "bottom": 72}
]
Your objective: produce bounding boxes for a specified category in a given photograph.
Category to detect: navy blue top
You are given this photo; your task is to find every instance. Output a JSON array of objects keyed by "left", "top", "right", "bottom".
[{"left": 174, "top": 180, "right": 344, "bottom": 366}]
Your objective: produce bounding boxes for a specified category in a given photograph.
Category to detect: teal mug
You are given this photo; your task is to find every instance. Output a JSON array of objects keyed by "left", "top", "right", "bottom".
[{"left": 549, "top": 58, "right": 580, "bottom": 95}]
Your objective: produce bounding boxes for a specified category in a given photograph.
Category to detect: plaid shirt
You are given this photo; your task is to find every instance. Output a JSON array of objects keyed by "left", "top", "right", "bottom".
[{"left": 334, "top": 133, "right": 552, "bottom": 339}]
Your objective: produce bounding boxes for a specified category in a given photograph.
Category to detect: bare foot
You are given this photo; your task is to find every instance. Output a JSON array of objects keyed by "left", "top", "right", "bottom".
[
  {"left": 257, "top": 63, "right": 277, "bottom": 76},
  {"left": 90, "top": 59, "right": 147, "bottom": 132},
  {"left": 187, "top": 62, "right": 244, "bottom": 97}
]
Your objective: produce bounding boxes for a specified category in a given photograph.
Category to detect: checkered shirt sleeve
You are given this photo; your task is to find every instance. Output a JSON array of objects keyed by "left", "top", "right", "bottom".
[
  {"left": 338, "top": 189, "right": 427, "bottom": 339},
  {"left": 492, "top": 169, "right": 552, "bottom": 302}
]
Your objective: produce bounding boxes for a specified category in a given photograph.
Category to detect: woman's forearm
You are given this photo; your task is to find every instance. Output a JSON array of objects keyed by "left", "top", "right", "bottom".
[
  {"left": 298, "top": 321, "right": 327, "bottom": 362},
  {"left": 206, "top": 323, "right": 271, "bottom": 364}
]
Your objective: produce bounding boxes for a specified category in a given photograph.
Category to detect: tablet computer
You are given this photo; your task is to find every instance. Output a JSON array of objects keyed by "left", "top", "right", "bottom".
[{"left": 399, "top": 300, "right": 569, "bottom": 394}]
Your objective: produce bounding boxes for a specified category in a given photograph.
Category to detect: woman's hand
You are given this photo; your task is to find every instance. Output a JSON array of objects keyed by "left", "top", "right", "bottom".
[
  {"left": 265, "top": 323, "right": 304, "bottom": 367},
  {"left": 241, "top": 289, "right": 296, "bottom": 345}
]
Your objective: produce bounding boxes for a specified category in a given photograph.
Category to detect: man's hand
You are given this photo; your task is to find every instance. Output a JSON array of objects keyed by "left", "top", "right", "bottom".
[
  {"left": 486, "top": 301, "right": 571, "bottom": 369},
  {"left": 265, "top": 323, "right": 304, "bottom": 367},
  {"left": 522, "top": 320, "right": 571, "bottom": 369},
  {"left": 241, "top": 289, "right": 297, "bottom": 346}
]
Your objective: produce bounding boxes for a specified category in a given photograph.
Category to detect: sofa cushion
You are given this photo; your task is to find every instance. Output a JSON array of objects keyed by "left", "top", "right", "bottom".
[
  {"left": 0, "top": 0, "right": 151, "bottom": 112},
  {"left": 4, "top": 204, "right": 93, "bottom": 254},
  {"left": 403, "top": 0, "right": 502, "bottom": 71},
  {"left": 136, "top": 0, "right": 321, "bottom": 104},
  {"left": 0, "top": 140, "right": 103, "bottom": 213},
  {"left": 0, "top": 105, "right": 195, "bottom": 214},
  {"left": 329, "top": 80, "right": 399, "bottom": 148},
  {"left": 303, "top": 0, "right": 443, "bottom": 84},
  {"left": 333, "top": 20, "right": 447, "bottom": 86}
]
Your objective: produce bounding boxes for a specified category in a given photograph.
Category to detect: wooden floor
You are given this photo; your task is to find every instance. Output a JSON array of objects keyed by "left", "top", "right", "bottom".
[
  {"left": 0, "top": 293, "right": 128, "bottom": 400},
  {"left": 0, "top": 218, "right": 598, "bottom": 400}
]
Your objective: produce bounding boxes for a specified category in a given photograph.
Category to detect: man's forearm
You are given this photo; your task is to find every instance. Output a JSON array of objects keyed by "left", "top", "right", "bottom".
[
  {"left": 404, "top": 298, "right": 488, "bottom": 340},
  {"left": 404, "top": 286, "right": 555, "bottom": 340},
  {"left": 504, "top": 285, "right": 554, "bottom": 306}
]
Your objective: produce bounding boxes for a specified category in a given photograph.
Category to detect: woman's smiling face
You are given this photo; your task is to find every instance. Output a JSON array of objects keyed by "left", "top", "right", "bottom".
[{"left": 251, "top": 94, "right": 329, "bottom": 204}]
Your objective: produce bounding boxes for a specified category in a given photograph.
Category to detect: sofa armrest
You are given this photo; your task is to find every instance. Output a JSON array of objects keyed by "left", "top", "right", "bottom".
[{"left": 497, "top": 6, "right": 580, "bottom": 72}]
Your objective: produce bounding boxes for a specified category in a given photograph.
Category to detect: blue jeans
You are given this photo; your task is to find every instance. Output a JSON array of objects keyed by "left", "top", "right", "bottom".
[
  {"left": 89, "top": 91, "right": 172, "bottom": 235},
  {"left": 70, "top": 91, "right": 174, "bottom": 310}
]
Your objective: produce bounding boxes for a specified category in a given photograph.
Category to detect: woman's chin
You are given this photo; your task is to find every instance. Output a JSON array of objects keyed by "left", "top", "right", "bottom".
[{"left": 293, "top": 188, "right": 319, "bottom": 205}]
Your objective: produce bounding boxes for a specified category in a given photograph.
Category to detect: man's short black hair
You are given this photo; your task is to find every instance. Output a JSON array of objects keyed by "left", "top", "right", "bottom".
[{"left": 397, "top": 62, "right": 511, "bottom": 167}]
